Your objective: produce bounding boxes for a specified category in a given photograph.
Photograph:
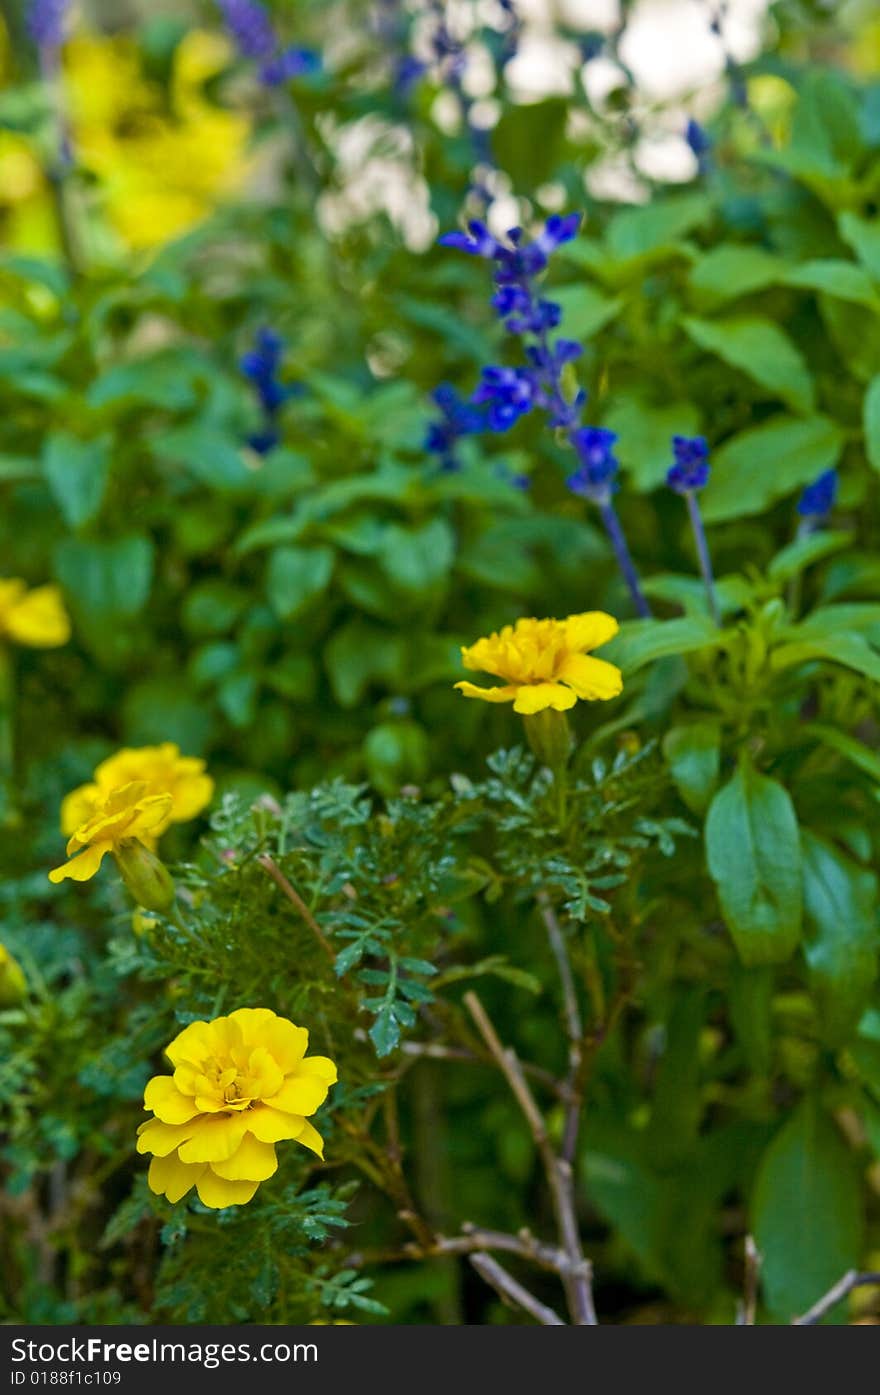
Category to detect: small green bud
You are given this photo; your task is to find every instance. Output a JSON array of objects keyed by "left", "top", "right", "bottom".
[
  {"left": 523, "top": 709, "right": 573, "bottom": 773},
  {"left": 0, "top": 944, "right": 27, "bottom": 1007},
  {"left": 114, "top": 841, "right": 175, "bottom": 913}
]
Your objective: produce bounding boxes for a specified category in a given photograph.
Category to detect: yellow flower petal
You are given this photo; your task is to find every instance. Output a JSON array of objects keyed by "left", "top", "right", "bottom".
[
  {"left": 143, "top": 1074, "right": 201, "bottom": 1124},
  {"left": 147, "top": 1151, "right": 205, "bottom": 1203},
  {"left": 562, "top": 612, "right": 619, "bottom": 653},
  {"left": 245, "top": 1105, "right": 308, "bottom": 1144},
  {"left": 210, "top": 1134, "right": 278, "bottom": 1182},
  {"left": 265, "top": 1074, "right": 331, "bottom": 1117},
  {"left": 48, "top": 840, "right": 113, "bottom": 884},
  {"left": 229, "top": 1010, "right": 309, "bottom": 1071},
  {"left": 298, "top": 1055, "right": 339, "bottom": 1085},
  {"left": 559, "top": 654, "right": 623, "bottom": 701},
  {"left": 165, "top": 1020, "right": 215, "bottom": 1069},
  {"left": 512, "top": 682, "right": 578, "bottom": 715},
  {"left": 454, "top": 681, "right": 518, "bottom": 704},
  {"left": 4, "top": 584, "right": 70, "bottom": 648},
  {"left": 136, "top": 1117, "right": 197, "bottom": 1158},
  {"left": 176, "top": 1112, "right": 249, "bottom": 1164},
  {"left": 195, "top": 1170, "right": 260, "bottom": 1209},
  {"left": 60, "top": 784, "right": 101, "bottom": 837},
  {"left": 294, "top": 1120, "right": 325, "bottom": 1159}
]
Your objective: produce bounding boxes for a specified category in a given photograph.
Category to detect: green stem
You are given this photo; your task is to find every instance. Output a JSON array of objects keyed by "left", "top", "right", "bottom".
[{"left": 0, "top": 644, "right": 19, "bottom": 827}]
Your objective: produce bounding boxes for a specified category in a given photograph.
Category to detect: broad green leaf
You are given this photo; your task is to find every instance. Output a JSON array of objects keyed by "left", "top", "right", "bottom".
[
  {"left": 603, "top": 395, "right": 701, "bottom": 491},
  {"left": 605, "top": 193, "right": 712, "bottom": 261},
  {"left": 266, "top": 545, "right": 334, "bottom": 620},
  {"left": 152, "top": 423, "right": 253, "bottom": 492},
  {"left": 662, "top": 720, "right": 721, "bottom": 815},
  {"left": 601, "top": 616, "right": 722, "bottom": 674},
  {"left": 87, "top": 353, "right": 200, "bottom": 411},
  {"left": 324, "top": 620, "right": 406, "bottom": 707},
  {"left": 801, "top": 830, "right": 878, "bottom": 1045},
  {"left": 182, "top": 581, "right": 248, "bottom": 636},
  {"left": 839, "top": 211, "right": 880, "bottom": 280},
  {"left": 491, "top": 97, "right": 569, "bottom": 190},
  {"left": 552, "top": 283, "right": 622, "bottom": 340},
  {"left": 701, "top": 415, "right": 845, "bottom": 523},
  {"left": 771, "top": 632, "right": 880, "bottom": 684},
  {"left": 54, "top": 534, "right": 153, "bottom": 622},
  {"left": 43, "top": 433, "right": 110, "bottom": 529},
  {"left": 377, "top": 518, "right": 455, "bottom": 597},
  {"left": 688, "top": 245, "right": 784, "bottom": 303},
  {"left": 767, "top": 530, "right": 852, "bottom": 583},
  {"left": 682, "top": 316, "right": 814, "bottom": 412},
  {"left": 363, "top": 719, "right": 428, "bottom": 796},
  {"left": 705, "top": 756, "right": 802, "bottom": 965},
  {"left": 752, "top": 1098, "right": 862, "bottom": 1321},
  {"left": 864, "top": 374, "right": 880, "bottom": 473},
  {"left": 783, "top": 259, "right": 880, "bottom": 308},
  {"left": 805, "top": 722, "right": 880, "bottom": 784}
]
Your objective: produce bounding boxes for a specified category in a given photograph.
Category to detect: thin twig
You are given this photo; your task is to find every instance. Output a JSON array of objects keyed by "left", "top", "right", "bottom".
[
  {"left": 736, "top": 1235, "right": 761, "bottom": 1325},
  {"left": 469, "top": 1253, "right": 566, "bottom": 1326},
  {"left": 257, "top": 854, "right": 335, "bottom": 961},
  {"left": 537, "top": 893, "right": 584, "bottom": 1164},
  {"left": 401, "top": 1037, "right": 571, "bottom": 1100},
  {"left": 463, "top": 991, "right": 597, "bottom": 1325},
  {"left": 792, "top": 1271, "right": 880, "bottom": 1326}
]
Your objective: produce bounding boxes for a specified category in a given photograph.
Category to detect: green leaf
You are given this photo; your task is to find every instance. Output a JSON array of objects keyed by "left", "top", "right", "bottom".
[
  {"left": 752, "top": 1097, "right": 862, "bottom": 1321},
  {"left": 767, "top": 531, "right": 852, "bottom": 584},
  {"left": 805, "top": 722, "right": 880, "bottom": 784},
  {"left": 783, "top": 259, "right": 880, "bottom": 308},
  {"left": 552, "top": 283, "right": 622, "bottom": 340},
  {"left": 701, "top": 415, "right": 845, "bottom": 523},
  {"left": 152, "top": 423, "right": 252, "bottom": 493},
  {"left": 54, "top": 534, "right": 153, "bottom": 623},
  {"left": 688, "top": 245, "right": 784, "bottom": 304},
  {"left": 729, "top": 964, "right": 773, "bottom": 1075},
  {"left": 43, "top": 433, "right": 110, "bottom": 529},
  {"left": 601, "top": 616, "right": 722, "bottom": 674},
  {"left": 324, "top": 620, "right": 405, "bottom": 707},
  {"left": 705, "top": 756, "right": 802, "bottom": 966},
  {"left": 864, "top": 375, "right": 880, "bottom": 473},
  {"left": 377, "top": 518, "right": 455, "bottom": 597},
  {"left": 838, "top": 211, "right": 880, "bottom": 280},
  {"left": 603, "top": 395, "right": 701, "bottom": 491},
  {"left": 605, "top": 193, "right": 712, "bottom": 261},
  {"left": 801, "top": 831, "right": 878, "bottom": 1045},
  {"left": 771, "top": 632, "right": 880, "bottom": 684},
  {"left": 682, "top": 316, "right": 814, "bottom": 412},
  {"left": 266, "top": 545, "right": 334, "bottom": 620},
  {"left": 662, "top": 720, "right": 721, "bottom": 816}
]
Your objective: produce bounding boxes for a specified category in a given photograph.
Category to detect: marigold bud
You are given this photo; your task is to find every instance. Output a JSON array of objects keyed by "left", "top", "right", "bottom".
[
  {"left": 523, "top": 709, "right": 573, "bottom": 772},
  {"left": 0, "top": 944, "right": 27, "bottom": 1007},
  {"left": 114, "top": 841, "right": 175, "bottom": 912}
]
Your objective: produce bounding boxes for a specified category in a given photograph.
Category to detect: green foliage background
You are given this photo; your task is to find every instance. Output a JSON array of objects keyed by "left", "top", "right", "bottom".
[{"left": 2, "top": 0, "right": 880, "bottom": 1325}]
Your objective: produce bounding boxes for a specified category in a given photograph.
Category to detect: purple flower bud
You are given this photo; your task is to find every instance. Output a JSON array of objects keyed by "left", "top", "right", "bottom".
[
  {"left": 666, "top": 435, "right": 710, "bottom": 493},
  {"left": 217, "top": 0, "right": 277, "bottom": 60},
  {"left": 797, "top": 468, "right": 838, "bottom": 518},
  {"left": 27, "top": 0, "right": 69, "bottom": 50}
]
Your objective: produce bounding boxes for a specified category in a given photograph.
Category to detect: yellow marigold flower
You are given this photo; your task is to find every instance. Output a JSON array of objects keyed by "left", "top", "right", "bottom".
[
  {"left": 0, "top": 579, "right": 70, "bottom": 649},
  {"left": 49, "top": 781, "right": 173, "bottom": 885},
  {"left": 455, "top": 612, "right": 623, "bottom": 714},
  {"left": 61, "top": 743, "right": 214, "bottom": 839},
  {"left": 137, "top": 1009, "right": 338, "bottom": 1209}
]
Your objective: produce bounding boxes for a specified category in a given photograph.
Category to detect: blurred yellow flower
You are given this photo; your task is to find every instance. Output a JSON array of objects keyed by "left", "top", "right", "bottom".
[
  {"left": 137, "top": 1009, "right": 337, "bottom": 1208},
  {"left": 0, "top": 579, "right": 70, "bottom": 649},
  {"left": 0, "top": 29, "right": 253, "bottom": 256},
  {"left": 65, "top": 30, "right": 252, "bottom": 250},
  {"left": 0, "top": 943, "right": 27, "bottom": 1007},
  {"left": 61, "top": 743, "right": 213, "bottom": 839},
  {"left": 49, "top": 781, "right": 173, "bottom": 884},
  {"left": 456, "top": 613, "right": 623, "bottom": 714}
]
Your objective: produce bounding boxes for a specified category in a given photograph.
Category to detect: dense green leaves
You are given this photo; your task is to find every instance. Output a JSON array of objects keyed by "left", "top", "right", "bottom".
[
  {"left": 682, "top": 316, "right": 814, "bottom": 412},
  {"left": 752, "top": 1099, "right": 863, "bottom": 1322},
  {"left": 801, "top": 831, "right": 878, "bottom": 1045},
  {"left": 705, "top": 758, "right": 803, "bottom": 965}
]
